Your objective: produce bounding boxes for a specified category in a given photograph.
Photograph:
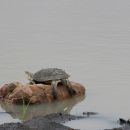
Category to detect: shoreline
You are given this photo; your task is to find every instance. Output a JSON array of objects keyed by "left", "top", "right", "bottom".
[
  {"left": 0, "top": 113, "right": 83, "bottom": 130},
  {"left": 0, "top": 113, "right": 129, "bottom": 130}
]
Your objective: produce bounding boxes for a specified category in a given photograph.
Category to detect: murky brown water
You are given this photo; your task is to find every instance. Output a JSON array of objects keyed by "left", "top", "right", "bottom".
[{"left": 0, "top": 0, "right": 130, "bottom": 129}]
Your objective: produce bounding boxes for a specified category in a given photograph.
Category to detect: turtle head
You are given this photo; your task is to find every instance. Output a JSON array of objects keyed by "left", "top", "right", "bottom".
[{"left": 25, "top": 71, "right": 34, "bottom": 82}]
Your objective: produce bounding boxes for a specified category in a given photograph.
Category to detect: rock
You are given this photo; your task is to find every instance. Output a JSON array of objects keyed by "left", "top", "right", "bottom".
[
  {"left": 0, "top": 81, "right": 85, "bottom": 104},
  {"left": 0, "top": 123, "right": 33, "bottom": 130},
  {"left": 82, "top": 112, "right": 98, "bottom": 116},
  {"left": 118, "top": 118, "right": 130, "bottom": 125},
  {"left": 0, "top": 113, "right": 82, "bottom": 130}
]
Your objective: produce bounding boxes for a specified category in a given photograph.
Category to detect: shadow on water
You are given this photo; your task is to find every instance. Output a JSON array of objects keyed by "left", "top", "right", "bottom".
[{"left": 0, "top": 96, "right": 85, "bottom": 121}]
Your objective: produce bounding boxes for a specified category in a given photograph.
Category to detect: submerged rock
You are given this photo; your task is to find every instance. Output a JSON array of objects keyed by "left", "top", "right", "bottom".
[
  {"left": 82, "top": 111, "right": 98, "bottom": 116},
  {"left": 119, "top": 118, "right": 130, "bottom": 125}
]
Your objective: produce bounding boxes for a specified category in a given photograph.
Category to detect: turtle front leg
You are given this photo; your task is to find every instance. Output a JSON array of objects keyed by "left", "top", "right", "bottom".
[
  {"left": 61, "top": 79, "right": 76, "bottom": 96},
  {"left": 51, "top": 81, "right": 58, "bottom": 99},
  {"left": 30, "top": 80, "right": 35, "bottom": 85}
]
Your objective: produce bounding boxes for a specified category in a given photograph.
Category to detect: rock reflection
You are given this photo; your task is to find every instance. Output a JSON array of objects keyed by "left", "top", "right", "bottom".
[{"left": 0, "top": 96, "right": 85, "bottom": 121}]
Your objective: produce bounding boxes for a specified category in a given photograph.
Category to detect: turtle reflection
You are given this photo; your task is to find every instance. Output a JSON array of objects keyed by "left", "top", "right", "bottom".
[{"left": 0, "top": 95, "right": 85, "bottom": 121}]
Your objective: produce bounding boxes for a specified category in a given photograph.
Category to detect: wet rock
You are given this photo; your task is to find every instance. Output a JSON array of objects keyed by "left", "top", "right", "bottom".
[
  {"left": 119, "top": 118, "right": 130, "bottom": 125},
  {"left": 0, "top": 123, "right": 33, "bottom": 130},
  {"left": 24, "top": 113, "right": 84, "bottom": 124},
  {"left": 119, "top": 118, "right": 127, "bottom": 125},
  {"left": 105, "top": 118, "right": 130, "bottom": 130},
  {"left": 24, "top": 113, "right": 84, "bottom": 130},
  {"left": 25, "top": 121, "right": 73, "bottom": 130},
  {"left": 0, "top": 113, "right": 83, "bottom": 130},
  {"left": 82, "top": 112, "right": 98, "bottom": 116}
]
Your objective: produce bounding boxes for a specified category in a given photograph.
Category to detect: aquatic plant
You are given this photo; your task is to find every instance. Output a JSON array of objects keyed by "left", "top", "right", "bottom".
[{"left": 20, "top": 96, "right": 31, "bottom": 120}]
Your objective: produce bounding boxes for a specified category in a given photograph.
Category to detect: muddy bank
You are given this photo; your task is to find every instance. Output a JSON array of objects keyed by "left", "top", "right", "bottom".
[
  {"left": 0, "top": 113, "right": 84, "bottom": 130},
  {"left": 0, "top": 112, "right": 129, "bottom": 130}
]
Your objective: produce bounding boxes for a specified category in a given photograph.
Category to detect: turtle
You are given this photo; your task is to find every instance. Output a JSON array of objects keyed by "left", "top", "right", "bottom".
[{"left": 25, "top": 68, "right": 75, "bottom": 99}]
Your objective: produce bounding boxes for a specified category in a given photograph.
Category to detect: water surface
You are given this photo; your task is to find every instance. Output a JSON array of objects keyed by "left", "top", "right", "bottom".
[{"left": 0, "top": 0, "right": 130, "bottom": 130}]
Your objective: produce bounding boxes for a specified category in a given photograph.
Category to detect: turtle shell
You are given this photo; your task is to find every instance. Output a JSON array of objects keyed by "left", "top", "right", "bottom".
[{"left": 33, "top": 68, "right": 69, "bottom": 82}]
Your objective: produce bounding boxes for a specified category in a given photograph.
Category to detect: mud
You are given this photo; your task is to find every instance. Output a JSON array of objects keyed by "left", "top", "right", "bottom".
[
  {"left": 0, "top": 112, "right": 130, "bottom": 130},
  {"left": 0, "top": 113, "right": 84, "bottom": 130}
]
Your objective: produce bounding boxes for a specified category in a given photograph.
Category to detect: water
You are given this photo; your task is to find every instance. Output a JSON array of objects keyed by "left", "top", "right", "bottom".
[{"left": 0, "top": 0, "right": 130, "bottom": 129}]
